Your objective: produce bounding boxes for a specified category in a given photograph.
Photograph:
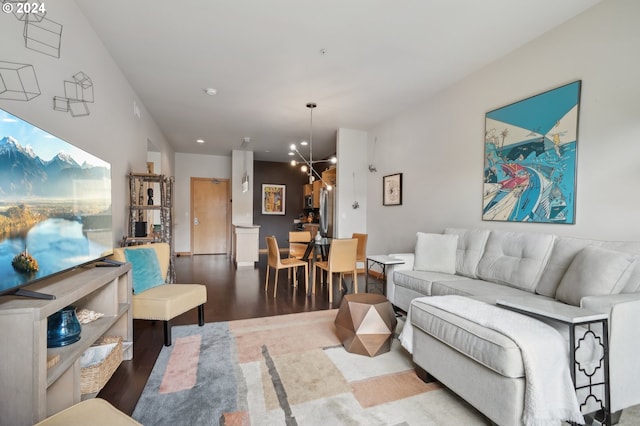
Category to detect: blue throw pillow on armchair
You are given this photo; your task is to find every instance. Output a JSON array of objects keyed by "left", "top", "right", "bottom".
[{"left": 124, "top": 248, "right": 165, "bottom": 294}]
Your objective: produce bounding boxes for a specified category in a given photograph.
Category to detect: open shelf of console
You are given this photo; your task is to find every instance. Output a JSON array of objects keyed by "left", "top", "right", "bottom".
[{"left": 0, "top": 262, "right": 133, "bottom": 426}]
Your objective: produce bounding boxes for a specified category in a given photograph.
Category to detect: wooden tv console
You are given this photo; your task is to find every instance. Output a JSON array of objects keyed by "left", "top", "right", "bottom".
[{"left": 0, "top": 262, "right": 133, "bottom": 425}]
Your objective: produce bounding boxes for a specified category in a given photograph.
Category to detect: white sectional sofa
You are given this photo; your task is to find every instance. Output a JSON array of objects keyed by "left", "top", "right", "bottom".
[{"left": 390, "top": 228, "right": 640, "bottom": 425}]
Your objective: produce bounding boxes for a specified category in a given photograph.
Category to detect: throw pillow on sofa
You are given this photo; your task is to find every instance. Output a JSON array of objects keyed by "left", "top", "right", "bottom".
[
  {"left": 555, "top": 245, "right": 638, "bottom": 306},
  {"left": 124, "top": 247, "right": 165, "bottom": 294},
  {"left": 414, "top": 232, "right": 458, "bottom": 274}
]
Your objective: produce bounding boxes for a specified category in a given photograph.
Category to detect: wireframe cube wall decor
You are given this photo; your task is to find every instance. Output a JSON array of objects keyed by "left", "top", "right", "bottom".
[
  {"left": 0, "top": 61, "right": 40, "bottom": 101},
  {"left": 53, "top": 98, "right": 90, "bottom": 117},
  {"left": 65, "top": 72, "right": 94, "bottom": 103},
  {"left": 53, "top": 96, "right": 69, "bottom": 112},
  {"left": 72, "top": 71, "right": 92, "bottom": 89},
  {"left": 53, "top": 72, "right": 94, "bottom": 117},
  {"left": 68, "top": 99, "right": 90, "bottom": 117},
  {"left": 23, "top": 15, "right": 63, "bottom": 58}
]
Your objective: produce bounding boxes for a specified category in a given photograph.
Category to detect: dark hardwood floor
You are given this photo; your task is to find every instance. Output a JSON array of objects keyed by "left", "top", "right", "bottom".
[{"left": 98, "top": 252, "right": 352, "bottom": 415}]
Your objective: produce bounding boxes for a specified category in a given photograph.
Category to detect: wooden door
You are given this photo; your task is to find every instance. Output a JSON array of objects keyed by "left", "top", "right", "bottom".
[{"left": 191, "top": 178, "right": 230, "bottom": 254}]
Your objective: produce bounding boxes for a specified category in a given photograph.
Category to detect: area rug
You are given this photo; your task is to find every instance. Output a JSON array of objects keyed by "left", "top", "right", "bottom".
[{"left": 132, "top": 309, "right": 490, "bottom": 425}]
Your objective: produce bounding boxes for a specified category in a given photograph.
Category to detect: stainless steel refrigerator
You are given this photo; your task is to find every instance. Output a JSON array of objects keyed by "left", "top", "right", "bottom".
[{"left": 319, "top": 187, "right": 334, "bottom": 238}]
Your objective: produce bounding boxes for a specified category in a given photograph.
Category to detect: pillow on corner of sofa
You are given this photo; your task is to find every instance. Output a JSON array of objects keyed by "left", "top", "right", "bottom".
[
  {"left": 413, "top": 232, "right": 458, "bottom": 274},
  {"left": 555, "top": 245, "right": 638, "bottom": 306},
  {"left": 124, "top": 247, "right": 165, "bottom": 294}
]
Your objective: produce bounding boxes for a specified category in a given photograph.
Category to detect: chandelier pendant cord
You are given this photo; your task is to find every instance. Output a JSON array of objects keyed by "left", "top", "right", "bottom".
[
  {"left": 289, "top": 102, "right": 335, "bottom": 186},
  {"left": 309, "top": 104, "right": 313, "bottom": 174}
]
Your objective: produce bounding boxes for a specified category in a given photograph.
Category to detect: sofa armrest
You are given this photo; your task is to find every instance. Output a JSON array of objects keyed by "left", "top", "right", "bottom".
[
  {"left": 580, "top": 292, "right": 640, "bottom": 313},
  {"left": 385, "top": 253, "right": 414, "bottom": 306},
  {"left": 581, "top": 293, "right": 640, "bottom": 412}
]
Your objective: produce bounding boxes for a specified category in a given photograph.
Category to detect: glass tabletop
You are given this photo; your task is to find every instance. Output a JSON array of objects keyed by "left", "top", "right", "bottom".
[
  {"left": 302, "top": 237, "right": 332, "bottom": 261},
  {"left": 314, "top": 237, "right": 332, "bottom": 246}
]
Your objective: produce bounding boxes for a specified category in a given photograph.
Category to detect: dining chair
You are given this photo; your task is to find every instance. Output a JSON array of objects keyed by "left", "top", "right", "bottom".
[
  {"left": 288, "top": 230, "right": 313, "bottom": 283},
  {"left": 288, "top": 231, "right": 311, "bottom": 259},
  {"left": 343, "top": 233, "right": 368, "bottom": 292},
  {"left": 312, "top": 238, "right": 358, "bottom": 304},
  {"left": 265, "top": 236, "right": 309, "bottom": 298},
  {"left": 352, "top": 233, "right": 368, "bottom": 274}
]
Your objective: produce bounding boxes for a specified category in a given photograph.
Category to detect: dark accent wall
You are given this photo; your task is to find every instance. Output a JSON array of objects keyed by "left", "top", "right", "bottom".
[{"left": 253, "top": 161, "right": 308, "bottom": 249}]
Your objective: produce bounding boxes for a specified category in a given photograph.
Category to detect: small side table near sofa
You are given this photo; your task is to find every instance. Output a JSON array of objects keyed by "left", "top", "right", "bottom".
[
  {"left": 365, "top": 254, "right": 405, "bottom": 295},
  {"left": 497, "top": 296, "right": 610, "bottom": 424}
]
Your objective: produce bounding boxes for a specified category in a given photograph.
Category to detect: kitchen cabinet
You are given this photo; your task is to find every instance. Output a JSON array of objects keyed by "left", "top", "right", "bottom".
[
  {"left": 302, "top": 170, "right": 335, "bottom": 209},
  {"left": 322, "top": 168, "right": 336, "bottom": 186},
  {"left": 233, "top": 224, "right": 260, "bottom": 268},
  {"left": 303, "top": 183, "right": 313, "bottom": 209},
  {"left": 312, "top": 180, "right": 322, "bottom": 208}
]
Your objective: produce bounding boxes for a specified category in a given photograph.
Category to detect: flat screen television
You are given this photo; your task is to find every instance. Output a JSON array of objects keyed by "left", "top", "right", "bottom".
[{"left": 0, "top": 107, "right": 114, "bottom": 298}]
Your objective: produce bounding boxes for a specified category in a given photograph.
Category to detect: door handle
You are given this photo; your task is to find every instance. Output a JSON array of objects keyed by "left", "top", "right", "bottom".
[{"left": 194, "top": 217, "right": 199, "bottom": 225}]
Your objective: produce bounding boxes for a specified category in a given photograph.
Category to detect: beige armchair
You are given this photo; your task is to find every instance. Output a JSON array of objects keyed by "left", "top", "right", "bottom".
[
  {"left": 35, "top": 398, "right": 141, "bottom": 425},
  {"left": 111, "top": 243, "right": 206, "bottom": 346}
]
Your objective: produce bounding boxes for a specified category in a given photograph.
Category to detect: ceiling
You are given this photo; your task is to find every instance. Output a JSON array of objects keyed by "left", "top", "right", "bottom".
[{"left": 75, "top": 0, "right": 601, "bottom": 162}]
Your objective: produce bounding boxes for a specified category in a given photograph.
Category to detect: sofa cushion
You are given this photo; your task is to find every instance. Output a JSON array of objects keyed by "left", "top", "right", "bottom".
[
  {"left": 537, "top": 236, "right": 640, "bottom": 297},
  {"left": 132, "top": 284, "right": 207, "bottom": 320},
  {"left": 431, "top": 278, "right": 556, "bottom": 304},
  {"left": 476, "top": 230, "right": 555, "bottom": 293},
  {"left": 414, "top": 232, "right": 458, "bottom": 274},
  {"left": 536, "top": 237, "right": 592, "bottom": 297},
  {"left": 444, "top": 228, "right": 490, "bottom": 278},
  {"left": 124, "top": 248, "right": 165, "bottom": 294},
  {"left": 410, "top": 300, "right": 524, "bottom": 378},
  {"left": 623, "top": 263, "right": 640, "bottom": 292},
  {"left": 394, "top": 270, "right": 469, "bottom": 297},
  {"left": 555, "top": 246, "right": 637, "bottom": 306}
]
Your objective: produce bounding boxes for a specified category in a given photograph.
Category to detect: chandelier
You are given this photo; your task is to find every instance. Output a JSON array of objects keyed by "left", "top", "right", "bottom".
[{"left": 289, "top": 102, "right": 337, "bottom": 187}]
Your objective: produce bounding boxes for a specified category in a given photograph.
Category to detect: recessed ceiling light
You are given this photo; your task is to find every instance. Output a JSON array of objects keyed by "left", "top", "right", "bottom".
[
  {"left": 196, "top": 139, "right": 205, "bottom": 144},
  {"left": 204, "top": 88, "right": 217, "bottom": 96},
  {"left": 300, "top": 141, "right": 308, "bottom": 146}
]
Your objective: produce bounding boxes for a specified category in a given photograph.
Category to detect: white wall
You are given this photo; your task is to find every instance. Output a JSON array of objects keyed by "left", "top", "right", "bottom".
[
  {"left": 0, "top": 2, "right": 172, "bottom": 246},
  {"left": 366, "top": 0, "right": 640, "bottom": 255},
  {"left": 231, "top": 149, "right": 254, "bottom": 226},
  {"left": 335, "top": 128, "right": 368, "bottom": 238},
  {"left": 174, "top": 152, "right": 231, "bottom": 252}
]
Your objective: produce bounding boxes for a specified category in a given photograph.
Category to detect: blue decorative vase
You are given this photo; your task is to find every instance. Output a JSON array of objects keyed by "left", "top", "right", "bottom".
[{"left": 47, "top": 305, "right": 81, "bottom": 348}]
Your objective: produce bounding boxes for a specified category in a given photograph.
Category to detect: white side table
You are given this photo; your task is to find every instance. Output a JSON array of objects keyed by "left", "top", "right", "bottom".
[
  {"left": 365, "top": 255, "right": 405, "bottom": 296},
  {"left": 496, "top": 297, "right": 611, "bottom": 426}
]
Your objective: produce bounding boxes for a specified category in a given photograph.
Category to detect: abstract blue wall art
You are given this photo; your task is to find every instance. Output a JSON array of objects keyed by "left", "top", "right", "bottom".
[{"left": 483, "top": 81, "right": 581, "bottom": 224}]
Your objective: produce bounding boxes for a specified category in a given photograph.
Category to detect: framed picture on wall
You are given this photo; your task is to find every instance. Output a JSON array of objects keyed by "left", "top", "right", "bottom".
[
  {"left": 383, "top": 173, "right": 402, "bottom": 206},
  {"left": 262, "top": 184, "right": 286, "bottom": 215},
  {"left": 483, "top": 80, "right": 580, "bottom": 224}
]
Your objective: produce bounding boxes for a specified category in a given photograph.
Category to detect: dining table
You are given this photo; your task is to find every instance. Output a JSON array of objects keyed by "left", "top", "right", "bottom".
[{"left": 301, "top": 237, "right": 332, "bottom": 296}]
